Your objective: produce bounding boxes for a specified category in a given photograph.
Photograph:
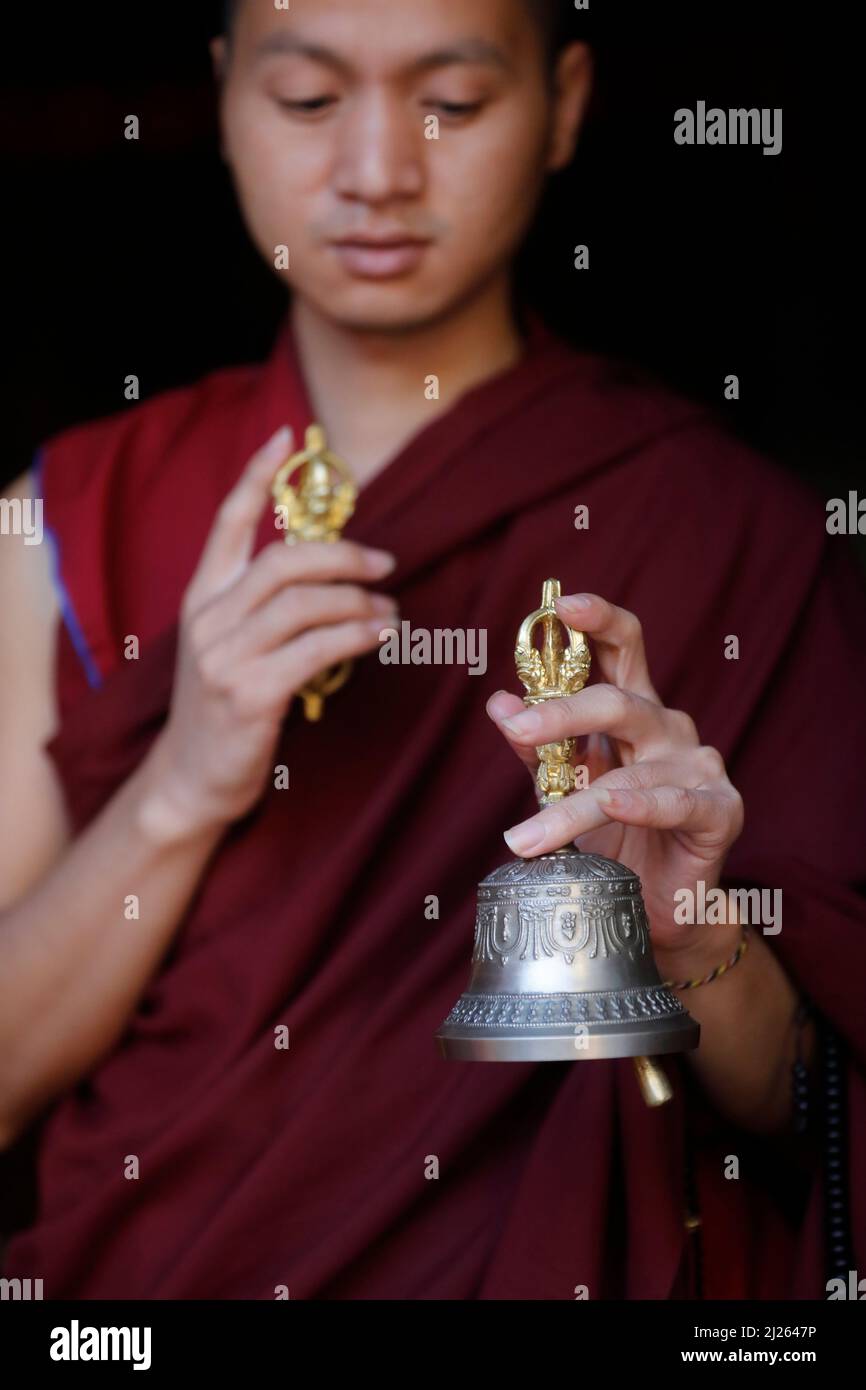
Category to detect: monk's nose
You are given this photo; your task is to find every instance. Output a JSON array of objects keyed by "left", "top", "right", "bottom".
[{"left": 331, "top": 90, "right": 425, "bottom": 204}]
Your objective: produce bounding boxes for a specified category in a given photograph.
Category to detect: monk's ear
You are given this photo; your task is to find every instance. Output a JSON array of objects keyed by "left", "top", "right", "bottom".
[
  {"left": 546, "top": 42, "right": 593, "bottom": 172},
  {"left": 210, "top": 36, "right": 228, "bottom": 83}
]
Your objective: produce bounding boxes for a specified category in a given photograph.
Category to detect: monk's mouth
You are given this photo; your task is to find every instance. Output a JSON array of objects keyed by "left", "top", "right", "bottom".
[{"left": 330, "top": 240, "right": 431, "bottom": 279}]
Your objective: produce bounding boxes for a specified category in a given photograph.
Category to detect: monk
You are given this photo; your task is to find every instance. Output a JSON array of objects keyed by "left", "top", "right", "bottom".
[{"left": 1, "top": 0, "right": 864, "bottom": 1301}]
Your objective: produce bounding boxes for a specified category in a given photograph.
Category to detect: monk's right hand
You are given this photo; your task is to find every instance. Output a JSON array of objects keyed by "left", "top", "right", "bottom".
[{"left": 145, "top": 426, "right": 397, "bottom": 837}]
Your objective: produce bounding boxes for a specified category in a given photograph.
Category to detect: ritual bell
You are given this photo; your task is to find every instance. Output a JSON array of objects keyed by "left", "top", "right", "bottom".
[{"left": 435, "top": 580, "right": 699, "bottom": 1106}]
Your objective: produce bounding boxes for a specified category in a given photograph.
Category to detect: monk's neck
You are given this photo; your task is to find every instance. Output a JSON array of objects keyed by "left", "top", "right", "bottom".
[{"left": 289, "top": 282, "right": 525, "bottom": 489}]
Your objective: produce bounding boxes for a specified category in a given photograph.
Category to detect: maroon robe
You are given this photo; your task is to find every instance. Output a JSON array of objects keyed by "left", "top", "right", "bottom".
[{"left": 3, "top": 310, "right": 865, "bottom": 1299}]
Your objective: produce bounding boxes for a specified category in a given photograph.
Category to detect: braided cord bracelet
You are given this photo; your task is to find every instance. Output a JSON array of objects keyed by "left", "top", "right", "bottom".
[{"left": 660, "top": 924, "right": 751, "bottom": 991}]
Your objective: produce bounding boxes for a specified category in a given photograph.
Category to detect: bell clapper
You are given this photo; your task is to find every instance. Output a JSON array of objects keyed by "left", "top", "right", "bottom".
[{"left": 632, "top": 1055, "right": 674, "bottom": 1107}]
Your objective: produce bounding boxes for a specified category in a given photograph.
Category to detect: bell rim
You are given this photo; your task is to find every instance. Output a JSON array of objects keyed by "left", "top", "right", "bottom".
[{"left": 436, "top": 1013, "right": 700, "bottom": 1062}]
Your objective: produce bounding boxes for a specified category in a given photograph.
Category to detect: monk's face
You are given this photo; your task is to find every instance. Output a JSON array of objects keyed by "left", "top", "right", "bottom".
[{"left": 215, "top": 0, "right": 590, "bottom": 330}]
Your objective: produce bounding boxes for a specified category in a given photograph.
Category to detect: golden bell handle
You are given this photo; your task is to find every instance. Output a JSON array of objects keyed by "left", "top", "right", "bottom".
[
  {"left": 514, "top": 578, "right": 591, "bottom": 807},
  {"left": 632, "top": 1055, "right": 673, "bottom": 1107}
]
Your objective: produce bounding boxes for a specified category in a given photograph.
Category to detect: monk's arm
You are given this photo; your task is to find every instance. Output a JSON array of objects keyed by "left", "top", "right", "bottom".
[
  {"left": 0, "top": 740, "right": 227, "bottom": 1151},
  {"left": 652, "top": 915, "right": 817, "bottom": 1136},
  {"left": 0, "top": 475, "right": 227, "bottom": 1150},
  {"left": 489, "top": 588, "right": 824, "bottom": 1143},
  {"left": 0, "top": 446, "right": 398, "bottom": 1152}
]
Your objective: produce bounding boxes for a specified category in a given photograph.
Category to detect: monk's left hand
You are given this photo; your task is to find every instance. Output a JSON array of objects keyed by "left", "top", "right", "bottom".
[{"left": 486, "top": 592, "right": 744, "bottom": 959}]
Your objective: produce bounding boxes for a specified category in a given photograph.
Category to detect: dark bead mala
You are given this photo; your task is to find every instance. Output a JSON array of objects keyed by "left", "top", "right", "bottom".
[
  {"left": 676, "top": 1001, "right": 852, "bottom": 1299},
  {"left": 792, "top": 1000, "right": 853, "bottom": 1284},
  {"left": 817, "top": 1014, "right": 854, "bottom": 1281},
  {"left": 792, "top": 1001, "right": 811, "bottom": 1135}
]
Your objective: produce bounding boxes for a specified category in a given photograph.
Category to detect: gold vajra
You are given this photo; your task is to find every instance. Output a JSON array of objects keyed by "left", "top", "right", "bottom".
[
  {"left": 514, "top": 578, "right": 591, "bottom": 806},
  {"left": 271, "top": 424, "right": 359, "bottom": 721}
]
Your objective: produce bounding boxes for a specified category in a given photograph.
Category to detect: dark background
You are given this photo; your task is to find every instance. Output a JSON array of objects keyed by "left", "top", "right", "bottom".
[{"left": 2, "top": 0, "right": 862, "bottom": 551}]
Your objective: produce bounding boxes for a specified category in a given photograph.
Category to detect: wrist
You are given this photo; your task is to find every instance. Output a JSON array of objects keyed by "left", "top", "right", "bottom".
[
  {"left": 134, "top": 736, "right": 230, "bottom": 849},
  {"left": 653, "top": 918, "right": 744, "bottom": 985}
]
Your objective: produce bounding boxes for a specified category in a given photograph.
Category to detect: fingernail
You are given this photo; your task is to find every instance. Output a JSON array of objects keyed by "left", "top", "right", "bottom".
[
  {"left": 557, "top": 593, "right": 592, "bottom": 609},
  {"left": 268, "top": 425, "right": 291, "bottom": 453},
  {"left": 368, "top": 619, "right": 390, "bottom": 636},
  {"left": 486, "top": 690, "right": 512, "bottom": 717},
  {"left": 371, "top": 593, "right": 398, "bottom": 615},
  {"left": 365, "top": 548, "right": 397, "bottom": 574},
  {"left": 593, "top": 787, "right": 612, "bottom": 804},
  {"left": 501, "top": 709, "right": 542, "bottom": 736},
  {"left": 605, "top": 789, "right": 631, "bottom": 808},
  {"left": 504, "top": 821, "right": 546, "bottom": 855}
]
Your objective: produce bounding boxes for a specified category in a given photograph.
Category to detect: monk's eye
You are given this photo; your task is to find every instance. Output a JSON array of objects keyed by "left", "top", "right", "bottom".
[
  {"left": 276, "top": 96, "right": 338, "bottom": 116},
  {"left": 425, "top": 99, "right": 486, "bottom": 120}
]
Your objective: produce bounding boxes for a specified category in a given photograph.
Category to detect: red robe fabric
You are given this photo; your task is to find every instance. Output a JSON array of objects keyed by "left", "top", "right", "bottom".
[{"left": 3, "top": 310, "right": 865, "bottom": 1299}]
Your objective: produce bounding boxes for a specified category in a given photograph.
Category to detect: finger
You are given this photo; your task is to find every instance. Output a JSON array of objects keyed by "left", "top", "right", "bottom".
[
  {"left": 502, "top": 756, "right": 717, "bottom": 856},
  {"left": 488, "top": 691, "right": 617, "bottom": 784},
  {"left": 487, "top": 688, "right": 596, "bottom": 788},
  {"left": 486, "top": 690, "right": 539, "bottom": 773},
  {"left": 598, "top": 784, "right": 743, "bottom": 850},
  {"left": 245, "top": 616, "right": 393, "bottom": 712},
  {"left": 193, "top": 538, "right": 397, "bottom": 642},
  {"left": 217, "top": 583, "right": 399, "bottom": 664},
  {"left": 585, "top": 731, "right": 618, "bottom": 782},
  {"left": 496, "top": 683, "right": 688, "bottom": 762},
  {"left": 554, "top": 592, "right": 661, "bottom": 703},
  {"left": 188, "top": 425, "right": 294, "bottom": 603}
]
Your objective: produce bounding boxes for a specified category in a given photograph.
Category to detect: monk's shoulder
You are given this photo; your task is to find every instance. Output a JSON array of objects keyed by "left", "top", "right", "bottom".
[
  {"left": 571, "top": 354, "right": 823, "bottom": 535},
  {"left": 36, "top": 359, "right": 260, "bottom": 501},
  {"left": 645, "top": 415, "right": 819, "bottom": 526},
  {"left": 619, "top": 400, "right": 835, "bottom": 605}
]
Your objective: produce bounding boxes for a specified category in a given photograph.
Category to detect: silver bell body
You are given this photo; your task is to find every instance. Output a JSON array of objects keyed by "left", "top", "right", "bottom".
[{"left": 436, "top": 847, "right": 699, "bottom": 1062}]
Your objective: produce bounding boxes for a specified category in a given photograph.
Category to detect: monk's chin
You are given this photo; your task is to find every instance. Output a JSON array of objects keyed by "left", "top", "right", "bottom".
[{"left": 302, "top": 285, "right": 467, "bottom": 337}]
